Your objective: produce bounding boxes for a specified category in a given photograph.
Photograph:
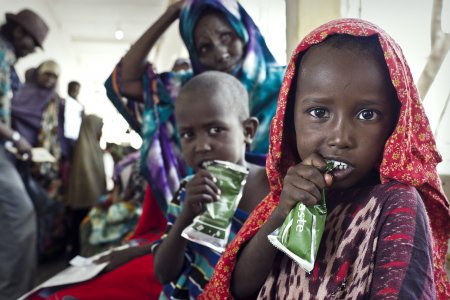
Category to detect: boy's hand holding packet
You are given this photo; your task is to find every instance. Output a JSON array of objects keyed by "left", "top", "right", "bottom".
[{"left": 182, "top": 160, "right": 248, "bottom": 253}]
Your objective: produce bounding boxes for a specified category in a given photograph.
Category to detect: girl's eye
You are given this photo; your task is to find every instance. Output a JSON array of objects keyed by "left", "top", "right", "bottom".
[
  {"left": 357, "top": 109, "right": 378, "bottom": 120},
  {"left": 308, "top": 108, "right": 329, "bottom": 118},
  {"left": 209, "top": 127, "right": 223, "bottom": 135},
  {"left": 180, "top": 132, "right": 194, "bottom": 139}
]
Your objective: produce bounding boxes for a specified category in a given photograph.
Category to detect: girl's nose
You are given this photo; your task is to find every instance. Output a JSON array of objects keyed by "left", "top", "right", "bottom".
[{"left": 327, "top": 118, "right": 355, "bottom": 149}]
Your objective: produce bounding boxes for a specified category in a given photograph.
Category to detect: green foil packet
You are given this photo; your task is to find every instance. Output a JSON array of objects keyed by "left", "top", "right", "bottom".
[
  {"left": 181, "top": 160, "right": 248, "bottom": 253},
  {"left": 268, "top": 161, "right": 334, "bottom": 272}
]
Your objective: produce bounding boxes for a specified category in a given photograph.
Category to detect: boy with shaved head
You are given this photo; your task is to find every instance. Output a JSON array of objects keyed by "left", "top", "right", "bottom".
[{"left": 152, "top": 71, "right": 270, "bottom": 299}]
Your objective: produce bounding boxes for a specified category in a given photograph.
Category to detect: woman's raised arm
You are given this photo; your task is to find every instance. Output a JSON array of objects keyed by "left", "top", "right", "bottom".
[{"left": 120, "top": 0, "right": 185, "bottom": 98}]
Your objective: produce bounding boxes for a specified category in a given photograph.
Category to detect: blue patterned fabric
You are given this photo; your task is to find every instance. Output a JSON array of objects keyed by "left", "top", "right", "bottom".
[{"left": 0, "top": 35, "right": 17, "bottom": 126}]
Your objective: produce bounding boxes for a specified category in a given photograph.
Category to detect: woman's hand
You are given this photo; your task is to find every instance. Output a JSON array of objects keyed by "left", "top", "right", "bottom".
[
  {"left": 94, "top": 246, "right": 144, "bottom": 272},
  {"left": 276, "top": 153, "right": 332, "bottom": 218},
  {"left": 167, "top": 0, "right": 185, "bottom": 16},
  {"left": 120, "top": 0, "right": 186, "bottom": 98},
  {"left": 179, "top": 169, "right": 220, "bottom": 225}
]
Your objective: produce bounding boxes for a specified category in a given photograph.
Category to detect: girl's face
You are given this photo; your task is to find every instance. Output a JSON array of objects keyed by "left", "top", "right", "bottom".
[
  {"left": 194, "top": 12, "right": 244, "bottom": 73},
  {"left": 175, "top": 89, "right": 247, "bottom": 172},
  {"left": 294, "top": 45, "right": 398, "bottom": 189}
]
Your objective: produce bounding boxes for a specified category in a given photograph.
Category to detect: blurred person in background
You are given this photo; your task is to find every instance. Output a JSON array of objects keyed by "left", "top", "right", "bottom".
[
  {"left": 0, "top": 8, "right": 49, "bottom": 299},
  {"left": 12, "top": 60, "right": 66, "bottom": 201},
  {"left": 11, "top": 60, "right": 70, "bottom": 262},
  {"left": 64, "top": 81, "right": 84, "bottom": 154},
  {"left": 66, "top": 114, "right": 106, "bottom": 258}
]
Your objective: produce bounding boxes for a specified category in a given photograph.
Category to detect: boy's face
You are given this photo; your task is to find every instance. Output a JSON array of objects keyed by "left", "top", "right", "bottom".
[
  {"left": 176, "top": 89, "right": 247, "bottom": 172},
  {"left": 293, "top": 45, "right": 398, "bottom": 189}
]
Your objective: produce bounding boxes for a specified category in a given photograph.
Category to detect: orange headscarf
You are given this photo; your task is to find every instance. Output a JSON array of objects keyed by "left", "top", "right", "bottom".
[{"left": 201, "top": 18, "right": 449, "bottom": 299}]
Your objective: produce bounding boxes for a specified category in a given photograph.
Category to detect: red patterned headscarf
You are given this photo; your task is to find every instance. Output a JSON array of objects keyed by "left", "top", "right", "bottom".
[{"left": 201, "top": 18, "right": 450, "bottom": 299}]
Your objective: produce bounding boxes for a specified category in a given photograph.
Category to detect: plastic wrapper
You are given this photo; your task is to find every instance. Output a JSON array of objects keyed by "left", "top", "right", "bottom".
[
  {"left": 268, "top": 161, "right": 334, "bottom": 272},
  {"left": 181, "top": 160, "right": 248, "bottom": 253}
]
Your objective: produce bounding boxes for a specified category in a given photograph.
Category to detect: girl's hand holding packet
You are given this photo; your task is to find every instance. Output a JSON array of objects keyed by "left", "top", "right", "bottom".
[
  {"left": 268, "top": 161, "right": 335, "bottom": 272},
  {"left": 182, "top": 160, "right": 248, "bottom": 253}
]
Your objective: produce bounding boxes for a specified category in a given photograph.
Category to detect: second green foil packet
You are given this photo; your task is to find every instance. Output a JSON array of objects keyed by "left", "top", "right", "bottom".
[{"left": 181, "top": 160, "right": 248, "bottom": 253}]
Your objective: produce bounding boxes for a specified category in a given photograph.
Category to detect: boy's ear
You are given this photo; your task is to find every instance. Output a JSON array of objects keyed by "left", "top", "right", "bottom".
[{"left": 243, "top": 117, "right": 259, "bottom": 145}]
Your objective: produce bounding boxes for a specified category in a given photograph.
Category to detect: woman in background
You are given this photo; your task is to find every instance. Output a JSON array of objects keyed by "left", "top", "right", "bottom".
[
  {"left": 12, "top": 60, "right": 69, "bottom": 261},
  {"left": 12, "top": 60, "right": 66, "bottom": 200},
  {"left": 66, "top": 114, "right": 106, "bottom": 258}
]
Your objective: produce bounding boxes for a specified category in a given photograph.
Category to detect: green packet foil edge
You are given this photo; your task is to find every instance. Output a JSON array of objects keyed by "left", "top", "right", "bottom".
[
  {"left": 268, "top": 162, "right": 333, "bottom": 272},
  {"left": 181, "top": 160, "right": 249, "bottom": 253}
]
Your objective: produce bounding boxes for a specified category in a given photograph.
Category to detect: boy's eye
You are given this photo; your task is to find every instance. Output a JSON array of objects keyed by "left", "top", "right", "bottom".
[
  {"left": 357, "top": 109, "right": 378, "bottom": 120},
  {"left": 180, "top": 131, "right": 194, "bottom": 139},
  {"left": 308, "top": 108, "right": 329, "bottom": 118},
  {"left": 209, "top": 127, "right": 223, "bottom": 135}
]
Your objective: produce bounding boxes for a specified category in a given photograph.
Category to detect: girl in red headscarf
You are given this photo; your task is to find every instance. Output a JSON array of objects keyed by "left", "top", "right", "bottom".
[{"left": 201, "top": 18, "right": 449, "bottom": 299}]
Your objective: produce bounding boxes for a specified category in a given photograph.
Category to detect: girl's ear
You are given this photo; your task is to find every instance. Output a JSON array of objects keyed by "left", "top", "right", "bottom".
[{"left": 243, "top": 117, "right": 259, "bottom": 145}]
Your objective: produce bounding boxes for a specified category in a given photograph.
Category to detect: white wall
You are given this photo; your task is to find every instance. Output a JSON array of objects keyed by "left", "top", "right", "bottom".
[{"left": 342, "top": 0, "right": 450, "bottom": 174}]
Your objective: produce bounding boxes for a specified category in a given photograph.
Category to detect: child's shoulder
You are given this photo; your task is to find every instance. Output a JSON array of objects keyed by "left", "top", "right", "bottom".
[
  {"left": 376, "top": 180, "right": 416, "bottom": 193},
  {"left": 247, "top": 163, "right": 269, "bottom": 189},
  {"left": 373, "top": 180, "right": 425, "bottom": 212}
]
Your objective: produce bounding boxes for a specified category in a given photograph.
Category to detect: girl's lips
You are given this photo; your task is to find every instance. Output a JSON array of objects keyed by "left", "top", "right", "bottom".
[{"left": 325, "top": 158, "right": 354, "bottom": 182}]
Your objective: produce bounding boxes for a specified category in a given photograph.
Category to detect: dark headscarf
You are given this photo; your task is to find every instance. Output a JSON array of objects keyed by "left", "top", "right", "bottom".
[{"left": 66, "top": 115, "right": 106, "bottom": 209}]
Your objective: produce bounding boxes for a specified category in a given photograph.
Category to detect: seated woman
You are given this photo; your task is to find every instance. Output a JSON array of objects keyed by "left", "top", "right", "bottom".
[{"left": 78, "top": 151, "right": 146, "bottom": 257}]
